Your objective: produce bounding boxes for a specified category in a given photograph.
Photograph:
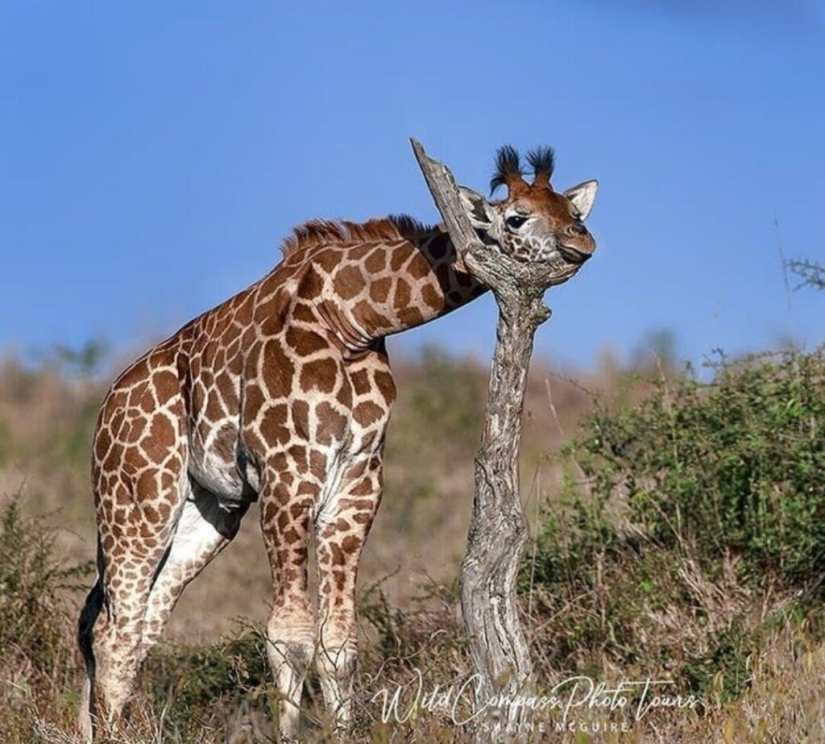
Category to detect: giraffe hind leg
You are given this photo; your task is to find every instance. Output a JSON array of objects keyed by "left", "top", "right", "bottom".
[
  {"left": 79, "top": 480, "right": 186, "bottom": 739},
  {"left": 78, "top": 348, "right": 193, "bottom": 740},
  {"left": 139, "top": 481, "right": 250, "bottom": 660},
  {"left": 80, "top": 550, "right": 172, "bottom": 739},
  {"left": 78, "top": 484, "right": 247, "bottom": 742}
]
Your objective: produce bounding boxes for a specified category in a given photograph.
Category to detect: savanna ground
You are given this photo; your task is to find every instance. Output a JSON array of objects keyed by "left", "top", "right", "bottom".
[{"left": 0, "top": 337, "right": 822, "bottom": 743}]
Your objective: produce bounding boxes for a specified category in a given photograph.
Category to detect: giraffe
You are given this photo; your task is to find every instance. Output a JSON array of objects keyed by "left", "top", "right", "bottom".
[{"left": 77, "top": 144, "right": 598, "bottom": 740}]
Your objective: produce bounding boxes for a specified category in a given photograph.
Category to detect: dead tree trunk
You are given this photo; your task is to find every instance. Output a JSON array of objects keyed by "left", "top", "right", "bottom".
[
  {"left": 412, "top": 140, "right": 563, "bottom": 741},
  {"left": 460, "top": 299, "right": 548, "bottom": 742}
]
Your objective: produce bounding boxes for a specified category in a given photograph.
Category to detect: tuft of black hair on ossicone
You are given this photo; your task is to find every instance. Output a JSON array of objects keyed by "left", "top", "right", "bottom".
[
  {"left": 526, "top": 146, "right": 556, "bottom": 183},
  {"left": 489, "top": 144, "right": 524, "bottom": 195}
]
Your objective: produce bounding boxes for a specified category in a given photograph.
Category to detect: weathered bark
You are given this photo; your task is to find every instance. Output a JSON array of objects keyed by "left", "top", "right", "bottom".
[{"left": 411, "top": 139, "right": 563, "bottom": 741}]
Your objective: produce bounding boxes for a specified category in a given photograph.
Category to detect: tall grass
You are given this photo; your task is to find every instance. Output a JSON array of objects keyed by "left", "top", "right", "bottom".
[
  {"left": 0, "top": 495, "right": 92, "bottom": 742},
  {"left": 0, "top": 345, "right": 822, "bottom": 741}
]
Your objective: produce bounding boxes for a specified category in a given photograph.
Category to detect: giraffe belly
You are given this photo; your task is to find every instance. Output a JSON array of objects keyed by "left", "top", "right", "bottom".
[{"left": 186, "top": 425, "right": 251, "bottom": 508}]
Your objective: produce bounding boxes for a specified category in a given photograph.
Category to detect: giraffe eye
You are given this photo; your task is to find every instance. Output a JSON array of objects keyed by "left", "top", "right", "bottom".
[{"left": 505, "top": 215, "right": 527, "bottom": 230}]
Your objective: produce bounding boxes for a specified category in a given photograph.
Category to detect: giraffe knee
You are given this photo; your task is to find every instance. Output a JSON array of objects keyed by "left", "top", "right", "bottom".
[
  {"left": 265, "top": 611, "right": 315, "bottom": 675},
  {"left": 316, "top": 630, "right": 358, "bottom": 726},
  {"left": 265, "top": 605, "right": 317, "bottom": 738},
  {"left": 266, "top": 597, "right": 315, "bottom": 647},
  {"left": 317, "top": 645, "right": 357, "bottom": 698},
  {"left": 317, "top": 633, "right": 357, "bottom": 681}
]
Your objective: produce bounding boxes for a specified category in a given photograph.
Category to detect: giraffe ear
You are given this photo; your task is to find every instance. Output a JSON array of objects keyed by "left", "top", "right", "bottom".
[
  {"left": 459, "top": 186, "right": 495, "bottom": 231},
  {"left": 563, "top": 180, "right": 598, "bottom": 220}
]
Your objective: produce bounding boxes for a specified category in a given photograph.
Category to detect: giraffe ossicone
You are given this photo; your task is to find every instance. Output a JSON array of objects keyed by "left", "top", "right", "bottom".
[{"left": 78, "top": 144, "right": 598, "bottom": 741}]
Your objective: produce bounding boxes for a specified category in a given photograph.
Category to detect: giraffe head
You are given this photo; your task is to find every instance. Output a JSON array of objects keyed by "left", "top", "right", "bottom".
[{"left": 459, "top": 145, "right": 598, "bottom": 284}]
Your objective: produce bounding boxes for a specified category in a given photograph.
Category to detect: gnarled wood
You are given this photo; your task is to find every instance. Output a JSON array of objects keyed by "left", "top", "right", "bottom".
[{"left": 413, "top": 139, "right": 567, "bottom": 741}]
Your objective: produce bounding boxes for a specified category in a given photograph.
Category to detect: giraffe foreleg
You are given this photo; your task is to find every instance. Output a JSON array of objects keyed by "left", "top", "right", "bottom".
[
  {"left": 260, "top": 474, "right": 318, "bottom": 740},
  {"left": 314, "top": 453, "right": 383, "bottom": 732}
]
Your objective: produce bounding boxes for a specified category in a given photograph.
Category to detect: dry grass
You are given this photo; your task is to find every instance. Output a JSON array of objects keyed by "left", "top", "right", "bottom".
[{"left": 0, "top": 346, "right": 822, "bottom": 742}]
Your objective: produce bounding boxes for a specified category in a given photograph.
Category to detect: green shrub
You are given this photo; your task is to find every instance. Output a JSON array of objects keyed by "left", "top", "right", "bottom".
[
  {"left": 525, "top": 349, "right": 825, "bottom": 706},
  {"left": 0, "top": 495, "right": 92, "bottom": 741},
  {"left": 555, "top": 349, "right": 824, "bottom": 588},
  {"left": 0, "top": 496, "right": 90, "bottom": 678}
]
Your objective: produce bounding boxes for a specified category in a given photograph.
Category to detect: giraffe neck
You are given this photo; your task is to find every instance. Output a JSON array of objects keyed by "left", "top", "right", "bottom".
[{"left": 284, "top": 224, "right": 488, "bottom": 351}]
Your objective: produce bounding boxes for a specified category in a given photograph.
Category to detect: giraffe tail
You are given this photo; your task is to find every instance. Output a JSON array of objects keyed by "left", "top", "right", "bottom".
[{"left": 77, "top": 540, "right": 106, "bottom": 740}]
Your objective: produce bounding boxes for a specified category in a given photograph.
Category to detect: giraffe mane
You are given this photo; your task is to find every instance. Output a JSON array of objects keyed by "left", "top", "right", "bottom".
[{"left": 281, "top": 215, "right": 435, "bottom": 258}]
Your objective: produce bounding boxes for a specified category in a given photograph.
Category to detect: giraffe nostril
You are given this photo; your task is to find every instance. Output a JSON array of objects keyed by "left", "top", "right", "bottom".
[{"left": 565, "top": 224, "right": 587, "bottom": 237}]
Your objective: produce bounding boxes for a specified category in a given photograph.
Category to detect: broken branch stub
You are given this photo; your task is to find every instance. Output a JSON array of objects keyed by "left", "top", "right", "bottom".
[
  {"left": 410, "top": 138, "right": 553, "bottom": 324},
  {"left": 410, "top": 137, "right": 484, "bottom": 265}
]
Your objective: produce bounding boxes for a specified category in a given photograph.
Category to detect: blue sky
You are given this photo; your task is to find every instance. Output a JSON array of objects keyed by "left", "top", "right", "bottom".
[{"left": 2, "top": 1, "right": 824, "bottom": 372}]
